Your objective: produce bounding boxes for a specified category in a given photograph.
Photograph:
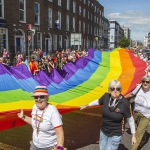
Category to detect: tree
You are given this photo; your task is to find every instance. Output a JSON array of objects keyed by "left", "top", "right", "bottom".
[{"left": 118, "top": 37, "right": 130, "bottom": 48}]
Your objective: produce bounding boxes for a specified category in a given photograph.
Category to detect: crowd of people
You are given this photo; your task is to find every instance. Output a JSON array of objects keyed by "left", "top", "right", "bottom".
[
  {"left": 131, "top": 48, "right": 150, "bottom": 77},
  {"left": 0, "top": 48, "right": 88, "bottom": 75},
  {"left": 1, "top": 47, "right": 150, "bottom": 75}
]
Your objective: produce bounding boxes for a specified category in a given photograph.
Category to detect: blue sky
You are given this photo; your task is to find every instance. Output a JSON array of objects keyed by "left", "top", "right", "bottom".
[{"left": 99, "top": 0, "right": 150, "bottom": 42}]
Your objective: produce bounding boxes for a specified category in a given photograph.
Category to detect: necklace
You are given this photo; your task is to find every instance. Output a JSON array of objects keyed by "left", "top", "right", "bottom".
[
  {"left": 108, "top": 95, "right": 122, "bottom": 107},
  {"left": 35, "top": 104, "right": 49, "bottom": 135}
]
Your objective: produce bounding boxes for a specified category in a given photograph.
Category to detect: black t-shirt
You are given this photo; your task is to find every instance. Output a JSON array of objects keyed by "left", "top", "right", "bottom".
[{"left": 98, "top": 93, "right": 131, "bottom": 136}]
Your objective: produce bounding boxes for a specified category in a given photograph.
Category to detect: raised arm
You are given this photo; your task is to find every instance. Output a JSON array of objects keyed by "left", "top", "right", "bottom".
[{"left": 17, "top": 109, "right": 32, "bottom": 125}]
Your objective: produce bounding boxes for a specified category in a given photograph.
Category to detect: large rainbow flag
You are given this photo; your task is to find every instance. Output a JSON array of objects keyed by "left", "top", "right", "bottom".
[{"left": 0, "top": 48, "right": 147, "bottom": 131}]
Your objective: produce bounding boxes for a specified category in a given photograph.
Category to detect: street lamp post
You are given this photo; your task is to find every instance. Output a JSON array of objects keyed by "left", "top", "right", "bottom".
[
  {"left": 27, "top": 34, "right": 31, "bottom": 61},
  {"left": 26, "top": 24, "right": 32, "bottom": 61}
]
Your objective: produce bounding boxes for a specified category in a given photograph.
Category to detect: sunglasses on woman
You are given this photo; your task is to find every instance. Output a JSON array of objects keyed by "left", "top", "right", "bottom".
[
  {"left": 142, "top": 80, "right": 150, "bottom": 84},
  {"left": 34, "top": 95, "right": 45, "bottom": 100},
  {"left": 110, "top": 87, "right": 121, "bottom": 92}
]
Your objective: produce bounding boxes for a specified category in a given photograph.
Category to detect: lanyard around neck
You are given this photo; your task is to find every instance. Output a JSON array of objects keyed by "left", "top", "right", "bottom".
[{"left": 35, "top": 104, "right": 49, "bottom": 135}]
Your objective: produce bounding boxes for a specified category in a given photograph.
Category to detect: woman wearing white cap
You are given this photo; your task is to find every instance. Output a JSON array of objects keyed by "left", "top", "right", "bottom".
[{"left": 17, "top": 86, "right": 65, "bottom": 150}]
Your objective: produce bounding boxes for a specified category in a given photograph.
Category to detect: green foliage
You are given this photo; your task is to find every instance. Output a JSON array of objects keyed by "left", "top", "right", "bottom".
[{"left": 118, "top": 37, "right": 130, "bottom": 48}]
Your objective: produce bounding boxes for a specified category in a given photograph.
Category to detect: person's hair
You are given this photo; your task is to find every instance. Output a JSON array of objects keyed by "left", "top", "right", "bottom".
[
  {"left": 141, "top": 75, "right": 150, "bottom": 81},
  {"left": 108, "top": 80, "right": 122, "bottom": 92}
]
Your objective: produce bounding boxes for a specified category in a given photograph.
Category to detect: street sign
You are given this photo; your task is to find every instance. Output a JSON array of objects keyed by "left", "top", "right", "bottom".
[{"left": 31, "top": 29, "right": 36, "bottom": 35}]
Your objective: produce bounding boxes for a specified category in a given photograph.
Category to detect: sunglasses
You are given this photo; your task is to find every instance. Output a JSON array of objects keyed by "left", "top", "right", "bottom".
[
  {"left": 110, "top": 87, "right": 121, "bottom": 92},
  {"left": 34, "top": 95, "right": 45, "bottom": 100},
  {"left": 142, "top": 80, "right": 150, "bottom": 84}
]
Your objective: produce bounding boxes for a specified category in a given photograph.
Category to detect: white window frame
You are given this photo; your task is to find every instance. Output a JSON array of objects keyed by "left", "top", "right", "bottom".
[
  {"left": 73, "top": 1, "right": 76, "bottom": 13},
  {"left": 48, "top": 8, "right": 52, "bottom": 28},
  {"left": 58, "top": 11, "right": 61, "bottom": 29},
  {"left": 88, "top": 24, "right": 89, "bottom": 34},
  {"left": 66, "top": 15, "right": 69, "bottom": 31},
  {"left": 0, "top": 0, "right": 4, "bottom": 18},
  {"left": 53, "top": 34, "right": 57, "bottom": 50},
  {"left": 79, "top": 6, "right": 81, "bottom": 15},
  {"left": 58, "top": 0, "right": 61, "bottom": 6},
  {"left": 73, "top": 17, "right": 75, "bottom": 32},
  {"left": 34, "top": 2, "right": 40, "bottom": 25},
  {"left": 19, "top": 0, "right": 26, "bottom": 22},
  {"left": 83, "top": 8, "right": 86, "bottom": 17},
  {"left": 83, "top": 22, "right": 85, "bottom": 34},
  {"left": 67, "top": 0, "right": 70, "bottom": 10},
  {"left": 59, "top": 35, "right": 62, "bottom": 49},
  {"left": 79, "top": 20, "right": 81, "bottom": 33}
]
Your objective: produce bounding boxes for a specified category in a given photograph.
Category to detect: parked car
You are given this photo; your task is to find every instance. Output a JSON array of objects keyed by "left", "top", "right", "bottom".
[{"left": 142, "top": 49, "right": 150, "bottom": 59}]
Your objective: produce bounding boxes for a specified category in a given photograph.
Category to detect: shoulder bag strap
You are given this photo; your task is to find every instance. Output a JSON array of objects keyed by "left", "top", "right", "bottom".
[{"left": 134, "top": 85, "right": 142, "bottom": 96}]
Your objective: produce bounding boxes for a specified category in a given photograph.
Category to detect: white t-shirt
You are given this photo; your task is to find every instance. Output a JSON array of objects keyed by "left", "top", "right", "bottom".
[
  {"left": 133, "top": 85, "right": 150, "bottom": 118},
  {"left": 31, "top": 104, "right": 63, "bottom": 148}
]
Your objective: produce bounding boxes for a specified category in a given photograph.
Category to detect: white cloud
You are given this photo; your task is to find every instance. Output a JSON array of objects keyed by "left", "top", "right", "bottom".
[{"left": 106, "top": 10, "right": 150, "bottom": 41}]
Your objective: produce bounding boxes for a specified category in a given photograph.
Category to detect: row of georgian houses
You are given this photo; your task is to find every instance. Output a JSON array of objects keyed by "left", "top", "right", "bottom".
[{"left": 0, "top": 0, "right": 130, "bottom": 59}]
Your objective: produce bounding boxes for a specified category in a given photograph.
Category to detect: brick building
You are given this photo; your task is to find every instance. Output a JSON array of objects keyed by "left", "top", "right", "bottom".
[{"left": 0, "top": 0, "right": 104, "bottom": 58}]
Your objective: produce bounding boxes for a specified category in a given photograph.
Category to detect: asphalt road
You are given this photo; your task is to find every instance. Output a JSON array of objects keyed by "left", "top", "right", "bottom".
[{"left": 0, "top": 107, "right": 149, "bottom": 150}]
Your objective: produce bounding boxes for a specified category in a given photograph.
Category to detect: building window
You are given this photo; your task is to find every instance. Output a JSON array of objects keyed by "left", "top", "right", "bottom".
[
  {"left": 58, "top": 11, "right": 61, "bottom": 29},
  {"left": 97, "top": 8, "right": 99, "bottom": 13},
  {"left": 48, "top": 8, "right": 52, "bottom": 28},
  {"left": 83, "top": 22, "right": 85, "bottom": 34},
  {"left": 88, "top": 0, "right": 90, "bottom": 6},
  {"left": 87, "top": 24, "right": 89, "bottom": 34},
  {"left": 88, "top": 11, "right": 89, "bottom": 19},
  {"left": 79, "top": 20, "right": 81, "bottom": 32},
  {"left": 48, "top": 0, "right": 53, "bottom": 2},
  {"left": 0, "top": 29, "right": 8, "bottom": 51},
  {"left": 37, "top": 32, "right": 42, "bottom": 49},
  {"left": 94, "top": 16, "right": 96, "bottom": 23},
  {"left": 58, "top": 0, "right": 61, "bottom": 6},
  {"left": 0, "top": 0, "right": 4, "bottom": 18},
  {"left": 73, "top": 1, "right": 76, "bottom": 13},
  {"left": 97, "top": 17, "right": 99, "bottom": 24},
  {"left": 53, "top": 34, "right": 57, "bottom": 50},
  {"left": 59, "top": 35, "right": 62, "bottom": 49},
  {"left": 19, "top": 0, "right": 26, "bottom": 22},
  {"left": 91, "top": 26, "right": 92, "bottom": 35},
  {"left": 83, "top": 8, "right": 86, "bottom": 17},
  {"left": 79, "top": 6, "right": 81, "bottom": 15},
  {"left": 91, "top": 13, "right": 93, "bottom": 21},
  {"left": 73, "top": 17, "right": 75, "bottom": 32},
  {"left": 66, "top": 15, "right": 69, "bottom": 31},
  {"left": 34, "top": 3, "right": 40, "bottom": 25},
  {"left": 94, "top": 27, "right": 96, "bottom": 35},
  {"left": 67, "top": 0, "right": 70, "bottom": 10}
]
